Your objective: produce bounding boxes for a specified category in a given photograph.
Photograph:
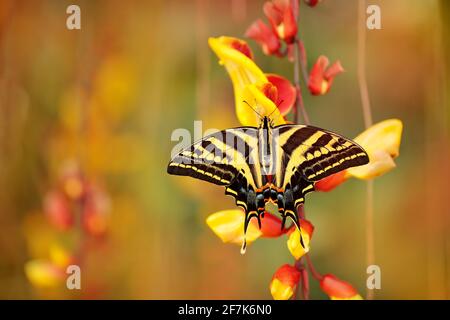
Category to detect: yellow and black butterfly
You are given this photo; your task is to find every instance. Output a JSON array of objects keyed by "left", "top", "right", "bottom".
[{"left": 167, "top": 115, "right": 369, "bottom": 250}]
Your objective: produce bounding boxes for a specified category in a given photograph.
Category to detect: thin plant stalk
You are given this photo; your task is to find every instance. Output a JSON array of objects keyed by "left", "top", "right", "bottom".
[{"left": 357, "top": 0, "right": 375, "bottom": 300}]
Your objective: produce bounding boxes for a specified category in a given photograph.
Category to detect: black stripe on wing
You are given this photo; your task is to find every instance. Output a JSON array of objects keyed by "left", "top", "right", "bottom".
[
  {"left": 167, "top": 127, "right": 258, "bottom": 186},
  {"left": 276, "top": 124, "right": 369, "bottom": 183}
]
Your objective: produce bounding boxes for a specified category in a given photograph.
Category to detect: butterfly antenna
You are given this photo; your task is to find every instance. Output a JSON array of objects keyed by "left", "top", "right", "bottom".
[
  {"left": 243, "top": 100, "right": 263, "bottom": 119},
  {"left": 267, "top": 99, "right": 285, "bottom": 124}
]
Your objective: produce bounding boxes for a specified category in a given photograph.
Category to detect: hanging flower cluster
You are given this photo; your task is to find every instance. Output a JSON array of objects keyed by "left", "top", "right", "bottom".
[
  {"left": 205, "top": 0, "right": 403, "bottom": 300},
  {"left": 25, "top": 163, "right": 111, "bottom": 290},
  {"left": 24, "top": 52, "right": 140, "bottom": 296},
  {"left": 44, "top": 162, "right": 110, "bottom": 236}
]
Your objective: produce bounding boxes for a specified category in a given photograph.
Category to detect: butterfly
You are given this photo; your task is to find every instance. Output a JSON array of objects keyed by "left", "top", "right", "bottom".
[{"left": 167, "top": 115, "right": 369, "bottom": 251}]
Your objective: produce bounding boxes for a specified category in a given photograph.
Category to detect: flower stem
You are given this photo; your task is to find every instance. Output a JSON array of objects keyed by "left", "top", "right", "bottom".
[
  {"left": 305, "top": 253, "right": 323, "bottom": 281},
  {"left": 297, "top": 40, "right": 310, "bottom": 85},
  {"left": 357, "top": 0, "right": 375, "bottom": 300},
  {"left": 294, "top": 258, "right": 309, "bottom": 300},
  {"left": 300, "top": 266, "right": 310, "bottom": 300},
  {"left": 196, "top": 0, "right": 210, "bottom": 117},
  {"left": 293, "top": 39, "right": 310, "bottom": 125},
  {"left": 357, "top": 1, "right": 373, "bottom": 128}
]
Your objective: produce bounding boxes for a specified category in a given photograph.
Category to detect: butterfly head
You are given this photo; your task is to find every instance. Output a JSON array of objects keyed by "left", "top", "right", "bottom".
[
  {"left": 243, "top": 100, "right": 278, "bottom": 128},
  {"left": 260, "top": 116, "right": 275, "bottom": 130}
]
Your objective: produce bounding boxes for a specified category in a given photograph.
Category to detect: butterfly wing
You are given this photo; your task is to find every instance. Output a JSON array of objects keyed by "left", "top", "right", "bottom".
[
  {"left": 167, "top": 127, "right": 264, "bottom": 225},
  {"left": 274, "top": 124, "right": 369, "bottom": 185},
  {"left": 271, "top": 124, "right": 369, "bottom": 225},
  {"left": 168, "top": 123, "right": 369, "bottom": 250}
]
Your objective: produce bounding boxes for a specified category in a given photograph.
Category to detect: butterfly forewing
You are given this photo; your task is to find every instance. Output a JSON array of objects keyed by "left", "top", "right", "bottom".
[
  {"left": 273, "top": 124, "right": 369, "bottom": 189},
  {"left": 167, "top": 127, "right": 261, "bottom": 188}
]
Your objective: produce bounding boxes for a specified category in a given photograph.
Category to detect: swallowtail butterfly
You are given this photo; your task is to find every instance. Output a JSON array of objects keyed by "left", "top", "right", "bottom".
[{"left": 168, "top": 116, "right": 369, "bottom": 250}]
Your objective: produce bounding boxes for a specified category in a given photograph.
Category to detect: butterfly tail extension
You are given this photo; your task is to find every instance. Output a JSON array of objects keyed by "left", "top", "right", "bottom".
[
  {"left": 225, "top": 176, "right": 264, "bottom": 254},
  {"left": 283, "top": 185, "right": 307, "bottom": 249}
]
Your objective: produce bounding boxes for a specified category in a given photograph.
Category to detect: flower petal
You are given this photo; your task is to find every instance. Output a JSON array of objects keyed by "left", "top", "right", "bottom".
[
  {"left": 266, "top": 73, "right": 296, "bottom": 115},
  {"left": 308, "top": 56, "right": 344, "bottom": 95},
  {"left": 314, "top": 171, "right": 348, "bottom": 192},
  {"left": 259, "top": 212, "right": 284, "bottom": 238},
  {"left": 270, "top": 264, "right": 301, "bottom": 300},
  {"left": 209, "top": 36, "right": 286, "bottom": 126},
  {"left": 49, "top": 243, "right": 74, "bottom": 268},
  {"left": 44, "top": 190, "right": 73, "bottom": 231},
  {"left": 206, "top": 209, "right": 262, "bottom": 246},
  {"left": 24, "top": 260, "right": 64, "bottom": 288},
  {"left": 287, "top": 219, "right": 314, "bottom": 259},
  {"left": 264, "top": 0, "right": 298, "bottom": 43},
  {"left": 347, "top": 119, "right": 403, "bottom": 179},
  {"left": 320, "top": 274, "right": 363, "bottom": 300},
  {"left": 245, "top": 20, "right": 280, "bottom": 56}
]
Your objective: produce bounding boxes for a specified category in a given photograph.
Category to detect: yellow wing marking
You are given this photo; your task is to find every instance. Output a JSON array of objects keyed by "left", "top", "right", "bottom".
[{"left": 282, "top": 130, "right": 325, "bottom": 188}]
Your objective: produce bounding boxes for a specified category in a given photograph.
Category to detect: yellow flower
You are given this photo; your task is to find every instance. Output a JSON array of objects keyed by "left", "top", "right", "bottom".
[
  {"left": 206, "top": 209, "right": 262, "bottom": 246},
  {"left": 347, "top": 119, "right": 403, "bottom": 180},
  {"left": 49, "top": 243, "right": 73, "bottom": 268},
  {"left": 270, "top": 278, "right": 295, "bottom": 300},
  {"left": 209, "top": 36, "right": 286, "bottom": 126},
  {"left": 286, "top": 219, "right": 314, "bottom": 260},
  {"left": 24, "top": 259, "right": 64, "bottom": 288}
]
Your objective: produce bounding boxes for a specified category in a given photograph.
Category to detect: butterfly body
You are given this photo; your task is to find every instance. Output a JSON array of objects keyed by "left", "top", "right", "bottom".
[{"left": 168, "top": 116, "right": 369, "bottom": 245}]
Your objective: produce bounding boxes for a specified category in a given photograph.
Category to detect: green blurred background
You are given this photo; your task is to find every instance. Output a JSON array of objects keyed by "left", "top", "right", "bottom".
[{"left": 0, "top": 0, "right": 449, "bottom": 299}]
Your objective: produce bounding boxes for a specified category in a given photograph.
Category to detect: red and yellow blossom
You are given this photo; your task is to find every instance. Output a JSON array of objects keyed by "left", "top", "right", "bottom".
[
  {"left": 270, "top": 264, "right": 301, "bottom": 300},
  {"left": 205, "top": 0, "right": 399, "bottom": 301},
  {"left": 44, "top": 190, "right": 73, "bottom": 231},
  {"left": 25, "top": 243, "right": 75, "bottom": 288},
  {"left": 258, "top": 212, "right": 286, "bottom": 238},
  {"left": 266, "top": 74, "right": 296, "bottom": 115},
  {"left": 320, "top": 274, "right": 363, "bottom": 300},
  {"left": 308, "top": 55, "right": 344, "bottom": 95},
  {"left": 263, "top": 0, "right": 298, "bottom": 44},
  {"left": 315, "top": 119, "right": 403, "bottom": 191},
  {"left": 24, "top": 260, "right": 65, "bottom": 288},
  {"left": 286, "top": 219, "right": 314, "bottom": 259},
  {"left": 206, "top": 210, "right": 287, "bottom": 246},
  {"left": 347, "top": 119, "right": 403, "bottom": 180},
  {"left": 245, "top": 19, "right": 281, "bottom": 56},
  {"left": 206, "top": 209, "right": 262, "bottom": 246},
  {"left": 209, "top": 36, "right": 295, "bottom": 126},
  {"left": 43, "top": 162, "right": 111, "bottom": 236}
]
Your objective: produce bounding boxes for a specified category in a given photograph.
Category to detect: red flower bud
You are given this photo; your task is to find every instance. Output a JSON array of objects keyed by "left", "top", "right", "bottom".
[
  {"left": 263, "top": 0, "right": 298, "bottom": 44},
  {"left": 44, "top": 190, "right": 73, "bottom": 231},
  {"left": 83, "top": 185, "right": 111, "bottom": 236},
  {"left": 308, "top": 55, "right": 344, "bottom": 95},
  {"left": 320, "top": 274, "right": 363, "bottom": 300},
  {"left": 314, "top": 171, "right": 348, "bottom": 192},
  {"left": 270, "top": 264, "right": 301, "bottom": 300},
  {"left": 245, "top": 19, "right": 281, "bottom": 56}
]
